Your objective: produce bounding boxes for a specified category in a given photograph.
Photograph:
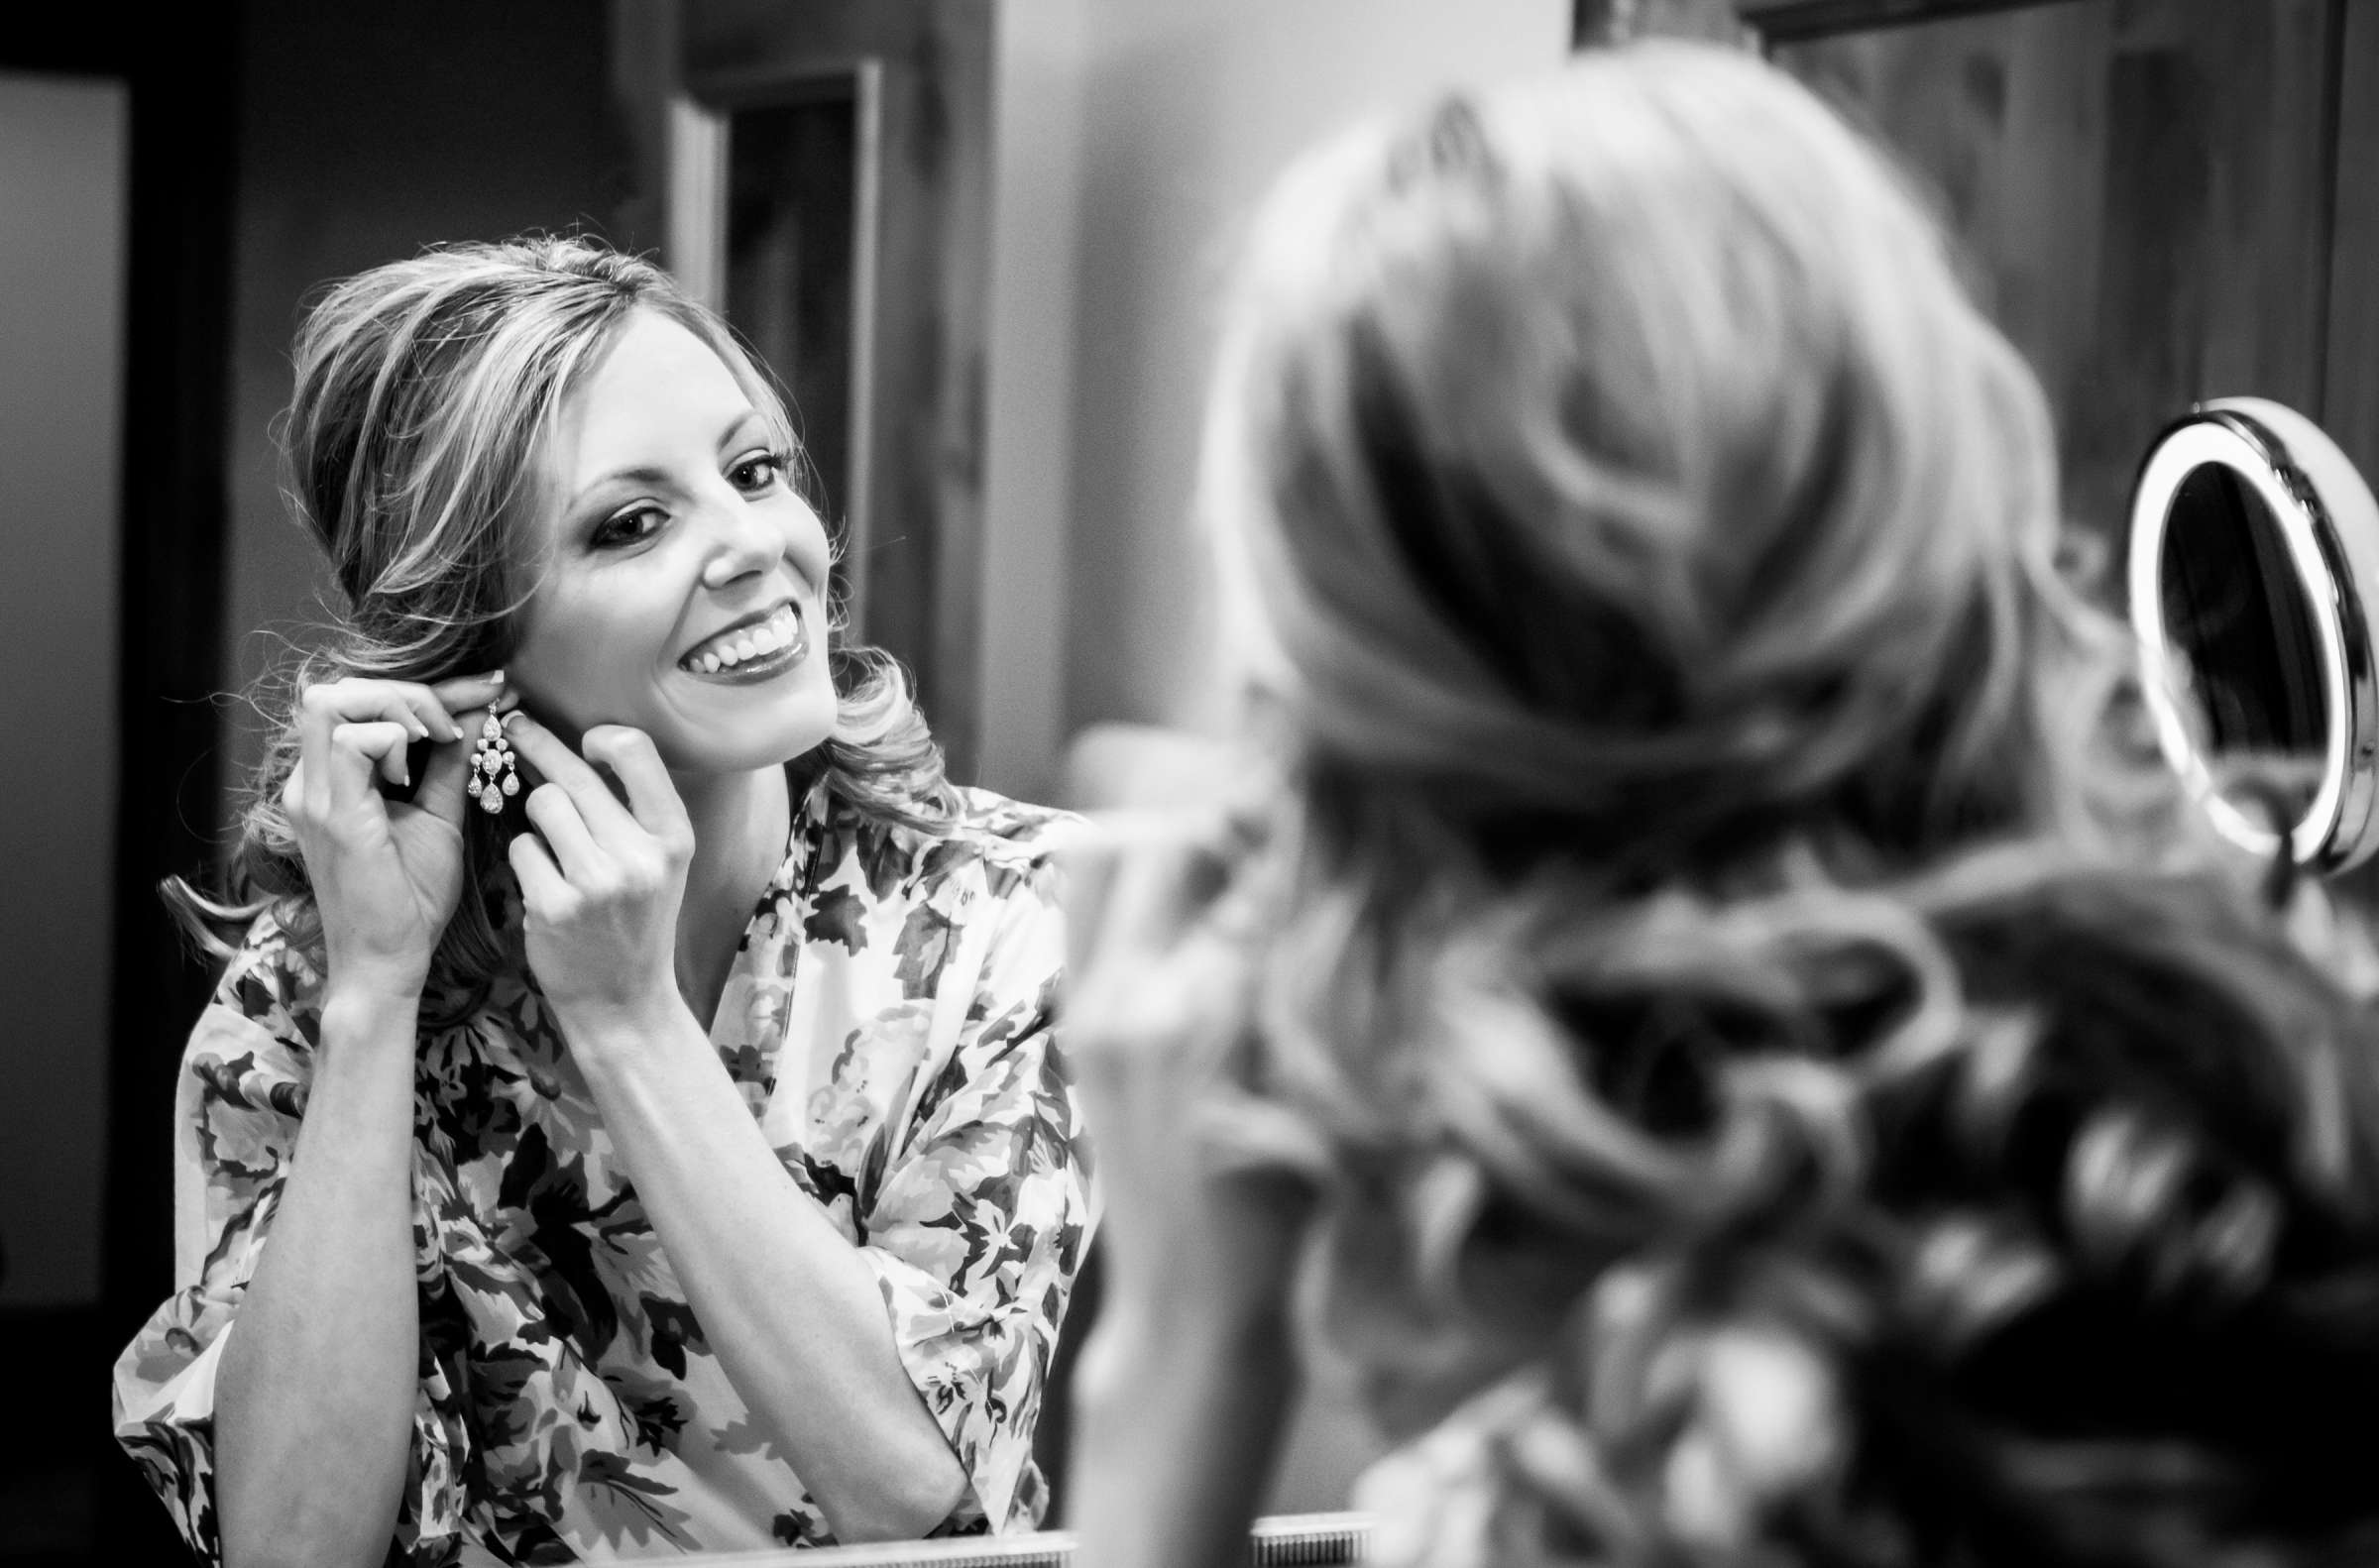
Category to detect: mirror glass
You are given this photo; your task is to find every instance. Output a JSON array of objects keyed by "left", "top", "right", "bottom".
[
  {"left": 2156, "top": 460, "right": 2326, "bottom": 822},
  {"left": 2128, "top": 396, "right": 2379, "bottom": 874}
]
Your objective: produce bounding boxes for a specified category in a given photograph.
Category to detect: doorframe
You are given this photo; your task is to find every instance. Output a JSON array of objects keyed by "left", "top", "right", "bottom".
[
  {"left": 1737, "top": 0, "right": 2088, "bottom": 45},
  {"left": 613, "top": 0, "right": 996, "bottom": 782},
  {"left": 1576, "top": 0, "right": 2095, "bottom": 49},
  {"left": 3, "top": 6, "right": 235, "bottom": 1556}
]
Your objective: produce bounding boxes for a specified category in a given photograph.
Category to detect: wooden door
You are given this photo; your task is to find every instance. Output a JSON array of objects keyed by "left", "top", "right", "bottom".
[
  {"left": 612, "top": 0, "right": 994, "bottom": 779},
  {"left": 1583, "top": 0, "right": 2349, "bottom": 562},
  {"left": 2327, "top": 0, "right": 2379, "bottom": 492}
]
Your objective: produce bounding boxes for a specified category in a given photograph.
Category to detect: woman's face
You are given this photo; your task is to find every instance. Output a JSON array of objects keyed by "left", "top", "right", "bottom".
[{"left": 508, "top": 307, "right": 838, "bottom": 777}]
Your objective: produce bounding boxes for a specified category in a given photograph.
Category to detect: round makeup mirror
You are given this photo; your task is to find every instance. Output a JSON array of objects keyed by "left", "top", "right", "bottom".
[{"left": 2128, "top": 396, "right": 2379, "bottom": 874}]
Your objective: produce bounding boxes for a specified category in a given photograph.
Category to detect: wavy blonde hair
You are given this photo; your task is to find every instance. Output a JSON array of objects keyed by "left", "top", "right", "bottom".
[
  {"left": 170, "top": 235, "right": 954, "bottom": 1018},
  {"left": 1194, "top": 43, "right": 2379, "bottom": 1566}
]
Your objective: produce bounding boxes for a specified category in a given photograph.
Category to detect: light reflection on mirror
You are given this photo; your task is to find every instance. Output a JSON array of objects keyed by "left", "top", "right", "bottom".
[
  {"left": 2157, "top": 458, "right": 2326, "bottom": 826},
  {"left": 2128, "top": 397, "right": 2379, "bottom": 875}
]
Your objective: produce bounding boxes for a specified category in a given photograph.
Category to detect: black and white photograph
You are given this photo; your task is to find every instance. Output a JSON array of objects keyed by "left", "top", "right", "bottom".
[{"left": 6, "top": 2, "right": 2379, "bottom": 1564}]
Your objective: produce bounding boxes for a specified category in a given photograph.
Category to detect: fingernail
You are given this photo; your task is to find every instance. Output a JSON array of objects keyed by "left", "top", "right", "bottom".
[{"left": 487, "top": 669, "right": 506, "bottom": 686}]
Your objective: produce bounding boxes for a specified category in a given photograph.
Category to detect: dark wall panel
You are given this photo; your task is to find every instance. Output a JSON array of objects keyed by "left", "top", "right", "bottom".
[
  {"left": 1771, "top": 0, "right": 2336, "bottom": 549},
  {"left": 221, "top": 0, "right": 621, "bottom": 839}
]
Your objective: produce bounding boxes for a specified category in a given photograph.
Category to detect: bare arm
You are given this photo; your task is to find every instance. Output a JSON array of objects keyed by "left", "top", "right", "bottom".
[
  {"left": 1062, "top": 816, "right": 1320, "bottom": 1568},
  {"left": 207, "top": 670, "right": 502, "bottom": 1568},
  {"left": 501, "top": 715, "right": 974, "bottom": 1540},
  {"left": 213, "top": 985, "right": 421, "bottom": 1568},
  {"left": 566, "top": 1005, "right": 971, "bottom": 1541},
  {"left": 1071, "top": 1176, "right": 1309, "bottom": 1568}
]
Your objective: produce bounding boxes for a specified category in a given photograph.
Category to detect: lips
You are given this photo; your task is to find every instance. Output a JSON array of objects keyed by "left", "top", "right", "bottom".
[{"left": 678, "top": 602, "right": 804, "bottom": 674}]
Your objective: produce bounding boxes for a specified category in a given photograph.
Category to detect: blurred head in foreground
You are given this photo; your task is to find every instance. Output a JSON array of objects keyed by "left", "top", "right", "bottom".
[{"left": 1192, "top": 40, "right": 2379, "bottom": 1568}]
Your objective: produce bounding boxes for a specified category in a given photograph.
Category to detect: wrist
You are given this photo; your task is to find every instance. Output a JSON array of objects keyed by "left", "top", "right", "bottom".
[
  {"left": 322, "top": 943, "right": 431, "bottom": 1006},
  {"left": 551, "top": 989, "right": 697, "bottom": 1068},
  {"left": 316, "top": 984, "right": 422, "bottom": 1077},
  {"left": 322, "top": 964, "right": 427, "bottom": 1015}
]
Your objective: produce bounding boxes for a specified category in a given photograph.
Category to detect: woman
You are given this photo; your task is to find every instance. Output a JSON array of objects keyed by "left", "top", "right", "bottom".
[
  {"left": 112, "top": 237, "right": 1093, "bottom": 1565},
  {"left": 1068, "top": 43, "right": 2379, "bottom": 1568}
]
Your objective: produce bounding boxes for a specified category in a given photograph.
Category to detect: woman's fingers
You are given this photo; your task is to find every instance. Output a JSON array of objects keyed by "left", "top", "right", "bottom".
[
  {"left": 294, "top": 671, "right": 504, "bottom": 766},
  {"left": 521, "top": 781, "right": 606, "bottom": 882},
  {"left": 327, "top": 721, "right": 415, "bottom": 796},
  {"left": 500, "top": 712, "right": 641, "bottom": 841},
  {"left": 1063, "top": 812, "right": 1236, "bottom": 985},
  {"left": 287, "top": 674, "right": 510, "bottom": 842},
  {"left": 405, "top": 710, "right": 480, "bottom": 822},
  {"left": 423, "top": 671, "right": 509, "bottom": 729},
  {"left": 579, "top": 726, "right": 693, "bottom": 849},
  {"left": 507, "top": 829, "right": 573, "bottom": 915}
]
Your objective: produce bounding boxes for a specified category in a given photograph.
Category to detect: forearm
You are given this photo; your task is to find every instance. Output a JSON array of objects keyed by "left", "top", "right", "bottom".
[
  {"left": 568, "top": 1004, "right": 969, "bottom": 1541},
  {"left": 214, "top": 985, "right": 422, "bottom": 1568},
  {"left": 1065, "top": 1083, "right": 1314, "bottom": 1568},
  {"left": 1075, "top": 1297, "right": 1299, "bottom": 1568}
]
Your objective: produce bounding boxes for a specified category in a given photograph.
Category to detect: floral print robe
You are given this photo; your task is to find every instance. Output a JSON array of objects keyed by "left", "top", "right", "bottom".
[{"left": 112, "top": 786, "right": 1094, "bottom": 1563}]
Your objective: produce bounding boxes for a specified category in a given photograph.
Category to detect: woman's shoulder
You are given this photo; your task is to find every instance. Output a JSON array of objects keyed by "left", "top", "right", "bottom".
[
  {"left": 164, "top": 904, "right": 331, "bottom": 1084},
  {"left": 948, "top": 787, "right": 1086, "bottom": 862},
  {"left": 206, "top": 904, "right": 327, "bottom": 1032},
  {"left": 918, "top": 788, "right": 1083, "bottom": 910},
  {"left": 813, "top": 786, "right": 1081, "bottom": 906}
]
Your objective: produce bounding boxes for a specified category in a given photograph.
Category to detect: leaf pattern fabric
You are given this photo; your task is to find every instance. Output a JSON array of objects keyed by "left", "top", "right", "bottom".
[{"left": 112, "top": 785, "right": 1095, "bottom": 1564}]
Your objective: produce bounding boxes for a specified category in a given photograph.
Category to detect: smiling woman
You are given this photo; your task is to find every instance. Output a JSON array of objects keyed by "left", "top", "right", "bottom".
[
  {"left": 510, "top": 312, "right": 842, "bottom": 780},
  {"left": 109, "top": 236, "right": 1095, "bottom": 1566}
]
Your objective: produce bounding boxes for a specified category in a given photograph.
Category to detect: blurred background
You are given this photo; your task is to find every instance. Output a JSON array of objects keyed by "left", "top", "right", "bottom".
[{"left": 2, "top": 0, "right": 2372, "bottom": 1560}]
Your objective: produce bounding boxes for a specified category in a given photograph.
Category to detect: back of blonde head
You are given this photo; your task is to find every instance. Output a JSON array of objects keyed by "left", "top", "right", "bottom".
[
  {"left": 1195, "top": 43, "right": 2379, "bottom": 1568},
  {"left": 1205, "top": 43, "right": 2124, "bottom": 861}
]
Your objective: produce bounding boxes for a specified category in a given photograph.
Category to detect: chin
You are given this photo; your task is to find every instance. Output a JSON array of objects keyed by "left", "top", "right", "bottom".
[
  {"left": 664, "top": 707, "right": 841, "bottom": 777},
  {"left": 662, "top": 725, "right": 838, "bottom": 777}
]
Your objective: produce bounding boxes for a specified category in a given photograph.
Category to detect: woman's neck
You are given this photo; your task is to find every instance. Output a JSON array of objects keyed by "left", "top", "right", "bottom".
[{"left": 668, "top": 761, "right": 793, "bottom": 1029}]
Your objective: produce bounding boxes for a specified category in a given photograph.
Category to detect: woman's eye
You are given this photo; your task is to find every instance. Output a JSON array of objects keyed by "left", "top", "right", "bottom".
[
  {"left": 731, "top": 449, "right": 789, "bottom": 493},
  {"left": 593, "top": 506, "right": 665, "bottom": 549}
]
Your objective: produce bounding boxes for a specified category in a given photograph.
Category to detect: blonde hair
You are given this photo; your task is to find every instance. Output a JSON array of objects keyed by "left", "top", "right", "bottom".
[
  {"left": 172, "top": 235, "right": 953, "bottom": 1016},
  {"left": 1195, "top": 44, "right": 2379, "bottom": 1565}
]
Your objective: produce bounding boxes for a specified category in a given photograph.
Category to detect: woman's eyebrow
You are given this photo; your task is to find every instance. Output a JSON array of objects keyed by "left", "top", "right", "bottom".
[
  {"left": 568, "top": 465, "right": 673, "bottom": 513},
  {"left": 566, "top": 409, "right": 773, "bottom": 511},
  {"left": 717, "top": 408, "right": 772, "bottom": 449}
]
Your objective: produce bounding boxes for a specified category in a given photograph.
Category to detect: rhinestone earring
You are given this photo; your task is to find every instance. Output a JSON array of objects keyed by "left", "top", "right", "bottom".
[{"left": 466, "top": 709, "right": 520, "bottom": 814}]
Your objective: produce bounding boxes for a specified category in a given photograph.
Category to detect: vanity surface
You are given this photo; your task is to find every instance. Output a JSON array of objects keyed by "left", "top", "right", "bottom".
[{"left": 660, "top": 1512, "right": 1374, "bottom": 1568}]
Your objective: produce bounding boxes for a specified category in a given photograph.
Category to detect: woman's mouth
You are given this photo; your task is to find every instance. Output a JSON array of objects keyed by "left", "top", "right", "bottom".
[{"left": 678, "top": 603, "right": 807, "bottom": 681}]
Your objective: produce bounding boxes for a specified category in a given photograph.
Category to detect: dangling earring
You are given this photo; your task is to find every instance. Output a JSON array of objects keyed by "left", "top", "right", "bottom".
[{"left": 467, "top": 709, "right": 520, "bottom": 814}]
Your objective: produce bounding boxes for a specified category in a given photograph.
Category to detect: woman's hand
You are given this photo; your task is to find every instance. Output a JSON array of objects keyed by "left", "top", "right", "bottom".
[
  {"left": 1064, "top": 812, "right": 1319, "bottom": 1568},
  {"left": 500, "top": 715, "right": 695, "bottom": 1035},
  {"left": 1063, "top": 811, "right": 1316, "bottom": 1323},
  {"left": 283, "top": 670, "right": 507, "bottom": 1000}
]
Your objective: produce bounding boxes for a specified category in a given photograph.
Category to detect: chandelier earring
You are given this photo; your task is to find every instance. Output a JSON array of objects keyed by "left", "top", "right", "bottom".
[{"left": 467, "top": 708, "right": 520, "bottom": 814}]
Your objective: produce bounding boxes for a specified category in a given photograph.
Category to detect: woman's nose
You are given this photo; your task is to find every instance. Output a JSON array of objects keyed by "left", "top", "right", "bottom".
[{"left": 698, "top": 493, "right": 783, "bottom": 589}]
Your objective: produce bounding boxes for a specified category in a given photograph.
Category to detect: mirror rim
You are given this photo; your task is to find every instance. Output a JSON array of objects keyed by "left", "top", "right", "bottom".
[{"left": 2127, "top": 395, "right": 2379, "bottom": 874}]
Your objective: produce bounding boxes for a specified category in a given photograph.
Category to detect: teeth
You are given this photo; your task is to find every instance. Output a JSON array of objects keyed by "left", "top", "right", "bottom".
[{"left": 683, "top": 605, "right": 800, "bottom": 674}]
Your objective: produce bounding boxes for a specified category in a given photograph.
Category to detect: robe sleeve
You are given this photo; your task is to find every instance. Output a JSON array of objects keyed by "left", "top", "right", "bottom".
[
  {"left": 853, "top": 875, "right": 1097, "bottom": 1533},
  {"left": 109, "top": 919, "right": 471, "bottom": 1566}
]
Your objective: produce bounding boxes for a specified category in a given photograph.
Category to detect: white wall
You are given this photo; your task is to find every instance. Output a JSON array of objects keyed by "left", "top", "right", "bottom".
[
  {"left": 977, "top": 0, "right": 1572, "bottom": 1509},
  {"left": 978, "top": 0, "right": 1093, "bottom": 802},
  {"left": 0, "top": 70, "right": 130, "bottom": 1307},
  {"left": 976, "top": 0, "right": 1572, "bottom": 805}
]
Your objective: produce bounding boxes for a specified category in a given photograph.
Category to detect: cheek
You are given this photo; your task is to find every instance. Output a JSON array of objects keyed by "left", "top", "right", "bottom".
[
  {"left": 510, "top": 578, "right": 671, "bottom": 718},
  {"left": 779, "top": 496, "right": 836, "bottom": 584}
]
